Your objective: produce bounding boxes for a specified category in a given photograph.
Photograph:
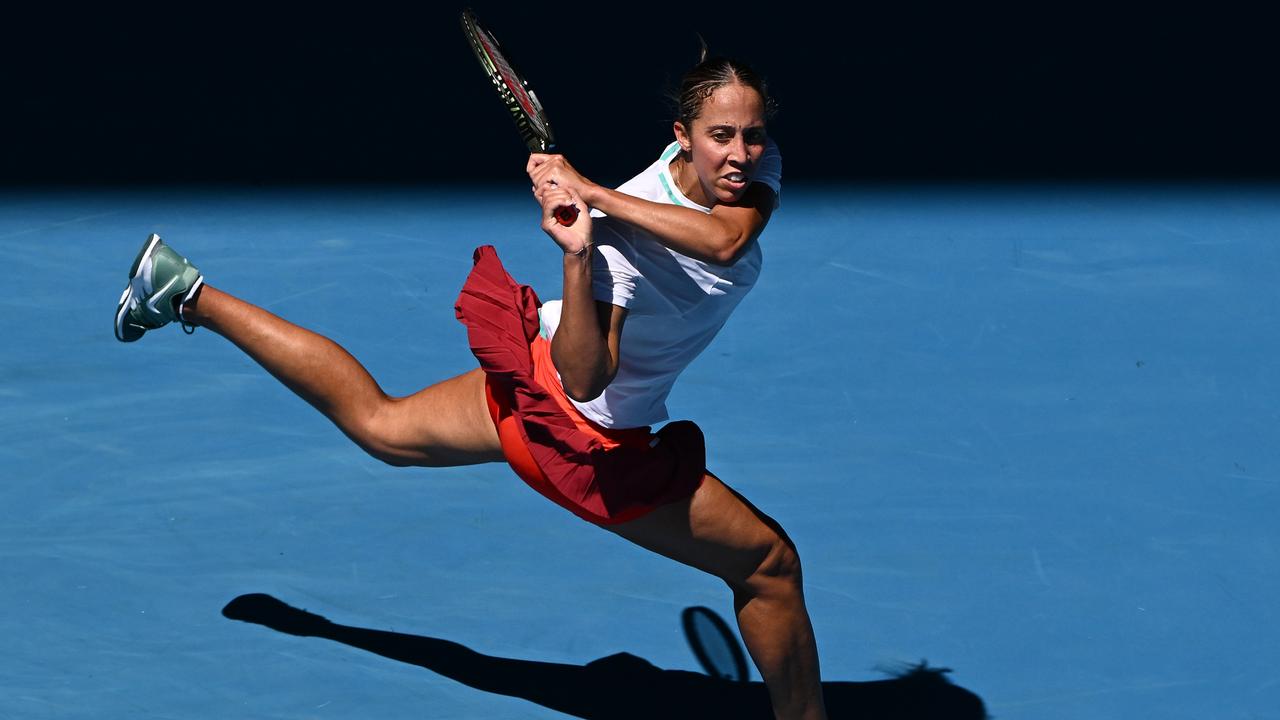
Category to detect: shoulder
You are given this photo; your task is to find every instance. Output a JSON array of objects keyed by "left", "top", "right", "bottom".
[
  {"left": 753, "top": 138, "right": 782, "bottom": 200},
  {"left": 613, "top": 142, "right": 682, "bottom": 198}
]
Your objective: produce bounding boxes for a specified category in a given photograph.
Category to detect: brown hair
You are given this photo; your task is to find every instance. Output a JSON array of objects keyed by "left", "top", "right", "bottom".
[{"left": 673, "top": 41, "right": 777, "bottom": 127}]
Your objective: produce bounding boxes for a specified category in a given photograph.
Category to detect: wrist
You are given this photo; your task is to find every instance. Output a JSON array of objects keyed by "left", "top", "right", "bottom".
[
  {"left": 582, "top": 182, "right": 606, "bottom": 208},
  {"left": 564, "top": 242, "right": 594, "bottom": 261}
]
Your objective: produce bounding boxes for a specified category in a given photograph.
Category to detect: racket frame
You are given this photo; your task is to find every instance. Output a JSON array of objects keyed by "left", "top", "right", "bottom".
[{"left": 461, "top": 9, "right": 557, "bottom": 153}]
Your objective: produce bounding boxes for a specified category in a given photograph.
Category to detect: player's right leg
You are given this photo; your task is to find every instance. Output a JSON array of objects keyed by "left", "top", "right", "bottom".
[
  {"left": 607, "top": 475, "right": 827, "bottom": 720},
  {"left": 114, "top": 234, "right": 504, "bottom": 468}
]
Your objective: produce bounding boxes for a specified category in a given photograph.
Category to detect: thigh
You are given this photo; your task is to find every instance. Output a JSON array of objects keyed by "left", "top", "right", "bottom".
[
  {"left": 605, "top": 473, "right": 791, "bottom": 583},
  {"left": 372, "top": 368, "right": 505, "bottom": 467}
]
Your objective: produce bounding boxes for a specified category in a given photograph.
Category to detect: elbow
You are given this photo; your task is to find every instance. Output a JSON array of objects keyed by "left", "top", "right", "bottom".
[
  {"left": 563, "top": 378, "right": 607, "bottom": 403},
  {"left": 707, "top": 235, "right": 748, "bottom": 265},
  {"left": 565, "top": 386, "right": 601, "bottom": 403},
  {"left": 708, "top": 246, "right": 738, "bottom": 265},
  {"left": 550, "top": 338, "right": 618, "bottom": 402},
  {"left": 560, "top": 365, "right": 616, "bottom": 403}
]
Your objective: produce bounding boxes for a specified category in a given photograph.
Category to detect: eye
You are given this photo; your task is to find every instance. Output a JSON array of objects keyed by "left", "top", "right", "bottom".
[{"left": 744, "top": 128, "right": 767, "bottom": 145}]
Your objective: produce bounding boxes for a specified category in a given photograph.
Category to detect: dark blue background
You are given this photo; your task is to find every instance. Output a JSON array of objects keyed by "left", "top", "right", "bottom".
[{"left": 6, "top": 2, "right": 1278, "bottom": 184}]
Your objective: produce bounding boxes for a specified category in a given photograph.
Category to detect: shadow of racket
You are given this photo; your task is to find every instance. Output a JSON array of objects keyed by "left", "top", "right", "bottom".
[{"left": 681, "top": 606, "right": 750, "bottom": 682}]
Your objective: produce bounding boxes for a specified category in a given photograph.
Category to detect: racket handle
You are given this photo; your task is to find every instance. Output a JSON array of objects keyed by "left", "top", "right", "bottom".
[{"left": 554, "top": 205, "right": 580, "bottom": 227}]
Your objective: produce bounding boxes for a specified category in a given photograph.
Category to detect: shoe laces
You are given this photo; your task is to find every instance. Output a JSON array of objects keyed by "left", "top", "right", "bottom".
[{"left": 178, "top": 277, "right": 205, "bottom": 335}]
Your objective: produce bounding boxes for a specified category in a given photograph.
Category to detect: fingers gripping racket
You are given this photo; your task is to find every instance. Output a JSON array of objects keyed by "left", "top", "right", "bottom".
[{"left": 461, "top": 9, "right": 579, "bottom": 226}]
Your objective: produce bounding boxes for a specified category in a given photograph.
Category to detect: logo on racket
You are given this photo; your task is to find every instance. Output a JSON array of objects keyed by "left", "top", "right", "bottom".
[{"left": 473, "top": 30, "right": 552, "bottom": 144}]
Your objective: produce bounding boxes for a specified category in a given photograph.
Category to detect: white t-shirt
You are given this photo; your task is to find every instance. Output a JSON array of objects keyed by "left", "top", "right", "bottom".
[{"left": 540, "top": 139, "right": 783, "bottom": 428}]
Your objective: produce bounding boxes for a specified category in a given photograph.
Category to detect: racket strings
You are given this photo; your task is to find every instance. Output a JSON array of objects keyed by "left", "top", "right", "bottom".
[{"left": 465, "top": 17, "right": 553, "bottom": 149}]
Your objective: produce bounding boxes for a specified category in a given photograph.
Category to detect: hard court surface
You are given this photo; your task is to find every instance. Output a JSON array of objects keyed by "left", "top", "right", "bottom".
[{"left": 3, "top": 184, "right": 1277, "bottom": 718}]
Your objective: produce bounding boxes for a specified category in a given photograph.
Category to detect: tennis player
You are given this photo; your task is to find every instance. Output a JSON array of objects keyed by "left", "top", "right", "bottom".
[{"left": 114, "top": 54, "right": 826, "bottom": 720}]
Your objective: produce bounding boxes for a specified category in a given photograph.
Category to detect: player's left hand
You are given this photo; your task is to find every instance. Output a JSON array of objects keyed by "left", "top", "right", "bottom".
[{"left": 528, "top": 154, "right": 598, "bottom": 205}]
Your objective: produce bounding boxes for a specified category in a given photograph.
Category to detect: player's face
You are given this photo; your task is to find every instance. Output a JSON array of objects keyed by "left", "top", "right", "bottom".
[{"left": 674, "top": 83, "right": 768, "bottom": 207}]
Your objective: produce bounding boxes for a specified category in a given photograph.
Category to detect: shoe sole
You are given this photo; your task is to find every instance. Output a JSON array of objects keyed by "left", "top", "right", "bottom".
[{"left": 114, "top": 233, "right": 164, "bottom": 342}]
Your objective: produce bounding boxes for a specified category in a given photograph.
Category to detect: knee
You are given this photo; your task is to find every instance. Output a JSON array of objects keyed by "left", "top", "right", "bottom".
[
  {"left": 731, "top": 531, "right": 804, "bottom": 598},
  {"left": 352, "top": 432, "right": 415, "bottom": 467},
  {"left": 349, "top": 400, "right": 418, "bottom": 467},
  {"left": 367, "top": 445, "right": 415, "bottom": 467}
]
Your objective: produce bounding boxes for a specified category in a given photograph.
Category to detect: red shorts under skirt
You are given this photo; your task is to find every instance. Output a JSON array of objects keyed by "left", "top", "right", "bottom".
[{"left": 454, "top": 245, "right": 706, "bottom": 526}]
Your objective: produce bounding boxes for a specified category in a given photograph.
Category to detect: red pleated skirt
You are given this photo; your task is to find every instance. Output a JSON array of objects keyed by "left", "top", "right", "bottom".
[{"left": 454, "top": 246, "right": 706, "bottom": 525}]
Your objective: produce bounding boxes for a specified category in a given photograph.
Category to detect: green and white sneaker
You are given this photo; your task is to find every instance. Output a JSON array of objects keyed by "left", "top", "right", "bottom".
[{"left": 114, "top": 233, "right": 205, "bottom": 342}]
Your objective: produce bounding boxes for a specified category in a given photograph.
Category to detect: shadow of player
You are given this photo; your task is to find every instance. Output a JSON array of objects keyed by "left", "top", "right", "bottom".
[{"left": 222, "top": 593, "right": 987, "bottom": 719}]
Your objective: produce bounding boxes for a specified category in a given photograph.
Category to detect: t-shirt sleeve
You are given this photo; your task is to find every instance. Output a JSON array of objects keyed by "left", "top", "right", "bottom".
[
  {"left": 590, "top": 223, "right": 641, "bottom": 309},
  {"left": 753, "top": 139, "right": 783, "bottom": 207}
]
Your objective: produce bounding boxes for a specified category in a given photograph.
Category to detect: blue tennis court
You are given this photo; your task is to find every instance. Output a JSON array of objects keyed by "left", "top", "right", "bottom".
[{"left": 4, "top": 184, "right": 1277, "bottom": 718}]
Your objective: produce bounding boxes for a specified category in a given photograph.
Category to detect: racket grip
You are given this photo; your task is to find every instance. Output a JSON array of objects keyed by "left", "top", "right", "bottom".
[{"left": 554, "top": 205, "right": 580, "bottom": 227}]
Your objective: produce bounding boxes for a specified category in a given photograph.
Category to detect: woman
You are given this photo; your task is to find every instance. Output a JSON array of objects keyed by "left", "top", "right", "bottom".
[{"left": 114, "top": 55, "right": 826, "bottom": 720}]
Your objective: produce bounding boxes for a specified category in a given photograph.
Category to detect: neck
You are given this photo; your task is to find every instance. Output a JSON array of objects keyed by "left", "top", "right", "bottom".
[{"left": 671, "top": 154, "right": 708, "bottom": 207}]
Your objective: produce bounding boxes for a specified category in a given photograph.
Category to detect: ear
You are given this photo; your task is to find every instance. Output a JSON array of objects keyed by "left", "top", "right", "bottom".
[{"left": 673, "top": 121, "right": 692, "bottom": 154}]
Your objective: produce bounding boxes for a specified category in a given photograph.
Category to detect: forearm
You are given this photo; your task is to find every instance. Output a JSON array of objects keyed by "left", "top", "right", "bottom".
[
  {"left": 551, "top": 249, "right": 614, "bottom": 402},
  {"left": 584, "top": 186, "right": 748, "bottom": 265}
]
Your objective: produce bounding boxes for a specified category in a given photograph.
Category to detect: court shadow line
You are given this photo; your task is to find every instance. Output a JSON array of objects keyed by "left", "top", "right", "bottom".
[{"left": 222, "top": 593, "right": 988, "bottom": 720}]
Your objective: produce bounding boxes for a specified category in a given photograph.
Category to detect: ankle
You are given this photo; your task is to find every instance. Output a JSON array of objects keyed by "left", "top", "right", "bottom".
[{"left": 172, "top": 281, "right": 207, "bottom": 326}]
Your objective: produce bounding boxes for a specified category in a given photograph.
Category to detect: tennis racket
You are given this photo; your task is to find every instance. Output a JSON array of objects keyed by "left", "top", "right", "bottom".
[{"left": 461, "top": 8, "right": 579, "bottom": 226}]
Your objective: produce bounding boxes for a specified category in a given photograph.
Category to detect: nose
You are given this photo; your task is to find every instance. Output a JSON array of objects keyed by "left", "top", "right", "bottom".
[{"left": 728, "top": 136, "right": 749, "bottom": 166}]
